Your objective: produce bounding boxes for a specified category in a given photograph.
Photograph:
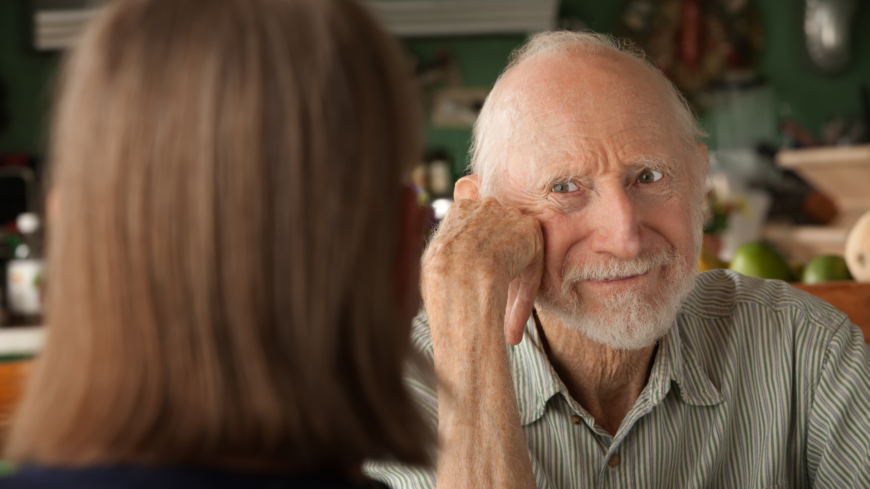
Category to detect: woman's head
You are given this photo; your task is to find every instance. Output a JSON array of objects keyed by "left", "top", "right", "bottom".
[{"left": 8, "top": 0, "right": 430, "bottom": 471}]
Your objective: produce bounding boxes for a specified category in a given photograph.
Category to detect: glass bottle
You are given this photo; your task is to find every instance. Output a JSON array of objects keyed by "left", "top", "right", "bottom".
[{"left": 6, "top": 213, "right": 44, "bottom": 325}]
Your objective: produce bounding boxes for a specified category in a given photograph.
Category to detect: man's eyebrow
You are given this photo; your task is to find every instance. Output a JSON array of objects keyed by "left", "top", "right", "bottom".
[
  {"left": 532, "top": 155, "right": 678, "bottom": 190},
  {"left": 625, "top": 155, "right": 678, "bottom": 175},
  {"left": 530, "top": 165, "right": 592, "bottom": 191}
]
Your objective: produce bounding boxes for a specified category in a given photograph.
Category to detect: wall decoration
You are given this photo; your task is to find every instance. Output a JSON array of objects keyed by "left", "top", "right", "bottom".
[
  {"left": 804, "top": 0, "right": 858, "bottom": 75},
  {"left": 619, "top": 0, "right": 764, "bottom": 111}
]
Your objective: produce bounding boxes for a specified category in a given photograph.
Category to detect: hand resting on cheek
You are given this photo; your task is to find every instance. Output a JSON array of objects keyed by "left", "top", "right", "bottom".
[
  {"left": 418, "top": 175, "right": 543, "bottom": 489},
  {"left": 422, "top": 179, "right": 544, "bottom": 347}
]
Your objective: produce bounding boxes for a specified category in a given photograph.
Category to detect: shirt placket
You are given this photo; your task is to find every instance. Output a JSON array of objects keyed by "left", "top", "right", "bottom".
[
  {"left": 593, "top": 400, "right": 652, "bottom": 489},
  {"left": 594, "top": 346, "right": 672, "bottom": 489}
]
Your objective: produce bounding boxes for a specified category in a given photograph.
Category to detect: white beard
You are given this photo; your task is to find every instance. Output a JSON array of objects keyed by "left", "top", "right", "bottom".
[{"left": 535, "top": 246, "right": 696, "bottom": 350}]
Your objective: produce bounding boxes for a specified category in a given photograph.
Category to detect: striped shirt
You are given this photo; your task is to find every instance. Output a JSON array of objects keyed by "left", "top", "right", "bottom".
[{"left": 365, "top": 270, "right": 870, "bottom": 488}]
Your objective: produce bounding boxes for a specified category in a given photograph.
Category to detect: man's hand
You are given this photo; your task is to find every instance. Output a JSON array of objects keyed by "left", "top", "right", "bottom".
[
  {"left": 421, "top": 192, "right": 542, "bottom": 489},
  {"left": 422, "top": 196, "right": 544, "bottom": 345}
]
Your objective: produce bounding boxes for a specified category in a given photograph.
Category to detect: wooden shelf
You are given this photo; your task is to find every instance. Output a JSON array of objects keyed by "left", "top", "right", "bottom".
[
  {"left": 777, "top": 145, "right": 870, "bottom": 167},
  {"left": 764, "top": 224, "right": 850, "bottom": 264},
  {"left": 776, "top": 145, "right": 870, "bottom": 212},
  {"left": 768, "top": 146, "right": 870, "bottom": 262}
]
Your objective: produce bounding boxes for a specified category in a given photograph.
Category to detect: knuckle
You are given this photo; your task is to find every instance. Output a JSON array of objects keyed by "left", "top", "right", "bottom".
[
  {"left": 480, "top": 196, "right": 501, "bottom": 208},
  {"left": 521, "top": 213, "right": 539, "bottom": 229}
]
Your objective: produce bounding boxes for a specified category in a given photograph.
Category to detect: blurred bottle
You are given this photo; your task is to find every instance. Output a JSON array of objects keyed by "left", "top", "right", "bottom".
[
  {"left": 6, "top": 213, "right": 44, "bottom": 325},
  {"left": 428, "top": 158, "right": 452, "bottom": 199}
]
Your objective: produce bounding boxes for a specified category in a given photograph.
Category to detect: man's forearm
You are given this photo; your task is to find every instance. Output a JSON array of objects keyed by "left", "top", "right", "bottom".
[
  {"left": 420, "top": 196, "right": 543, "bottom": 488},
  {"left": 429, "top": 289, "right": 535, "bottom": 489}
]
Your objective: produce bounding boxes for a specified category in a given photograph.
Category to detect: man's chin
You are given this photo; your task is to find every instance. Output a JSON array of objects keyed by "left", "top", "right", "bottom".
[
  {"left": 536, "top": 298, "right": 673, "bottom": 350},
  {"left": 574, "top": 313, "right": 674, "bottom": 351},
  {"left": 536, "top": 268, "right": 697, "bottom": 350}
]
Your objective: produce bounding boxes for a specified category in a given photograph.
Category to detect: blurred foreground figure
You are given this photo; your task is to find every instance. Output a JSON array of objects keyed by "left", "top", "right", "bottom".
[{"left": 2, "top": 0, "right": 432, "bottom": 487}]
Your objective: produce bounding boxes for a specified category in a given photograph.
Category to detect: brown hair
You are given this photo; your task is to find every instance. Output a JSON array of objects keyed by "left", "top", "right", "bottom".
[{"left": 6, "top": 0, "right": 431, "bottom": 471}]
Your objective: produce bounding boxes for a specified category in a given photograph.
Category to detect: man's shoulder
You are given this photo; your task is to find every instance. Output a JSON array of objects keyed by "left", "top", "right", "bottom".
[
  {"left": 674, "top": 269, "right": 868, "bottom": 391},
  {"left": 674, "top": 270, "right": 869, "bottom": 416},
  {"left": 682, "top": 269, "right": 850, "bottom": 334}
]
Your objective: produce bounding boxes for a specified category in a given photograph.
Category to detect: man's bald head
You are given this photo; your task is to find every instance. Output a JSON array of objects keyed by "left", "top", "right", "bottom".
[{"left": 469, "top": 32, "right": 707, "bottom": 198}]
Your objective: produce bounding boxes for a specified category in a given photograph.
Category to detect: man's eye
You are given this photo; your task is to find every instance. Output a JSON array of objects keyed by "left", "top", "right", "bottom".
[
  {"left": 552, "top": 181, "right": 579, "bottom": 193},
  {"left": 637, "top": 169, "right": 663, "bottom": 184}
]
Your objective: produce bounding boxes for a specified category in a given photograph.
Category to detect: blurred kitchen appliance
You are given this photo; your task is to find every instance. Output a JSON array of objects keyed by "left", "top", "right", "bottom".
[
  {"left": 804, "top": 0, "right": 857, "bottom": 74},
  {"left": 766, "top": 145, "right": 870, "bottom": 262}
]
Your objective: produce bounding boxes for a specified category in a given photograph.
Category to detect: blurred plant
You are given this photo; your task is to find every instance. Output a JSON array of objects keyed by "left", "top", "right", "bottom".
[{"left": 704, "top": 186, "right": 748, "bottom": 235}]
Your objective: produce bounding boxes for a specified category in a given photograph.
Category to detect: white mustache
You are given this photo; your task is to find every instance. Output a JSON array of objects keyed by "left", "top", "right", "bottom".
[{"left": 561, "top": 247, "right": 680, "bottom": 286}]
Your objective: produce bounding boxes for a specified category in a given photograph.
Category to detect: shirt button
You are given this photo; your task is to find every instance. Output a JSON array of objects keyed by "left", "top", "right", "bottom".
[
  {"left": 570, "top": 414, "right": 581, "bottom": 425},
  {"left": 607, "top": 453, "right": 621, "bottom": 468}
]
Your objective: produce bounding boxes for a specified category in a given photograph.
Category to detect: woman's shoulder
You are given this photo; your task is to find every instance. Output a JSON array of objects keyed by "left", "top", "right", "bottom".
[{"left": 0, "top": 465, "right": 387, "bottom": 489}]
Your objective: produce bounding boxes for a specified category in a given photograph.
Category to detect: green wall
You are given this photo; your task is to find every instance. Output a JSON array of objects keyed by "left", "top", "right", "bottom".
[
  {"left": 404, "top": 35, "right": 524, "bottom": 175},
  {"left": 2, "top": 0, "right": 870, "bottom": 176},
  {"left": 756, "top": 0, "right": 870, "bottom": 143},
  {"left": 0, "top": 0, "right": 59, "bottom": 156}
]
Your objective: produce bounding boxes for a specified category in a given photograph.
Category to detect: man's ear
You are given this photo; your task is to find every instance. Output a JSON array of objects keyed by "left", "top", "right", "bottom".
[
  {"left": 454, "top": 175, "right": 481, "bottom": 201},
  {"left": 696, "top": 142, "right": 710, "bottom": 174}
]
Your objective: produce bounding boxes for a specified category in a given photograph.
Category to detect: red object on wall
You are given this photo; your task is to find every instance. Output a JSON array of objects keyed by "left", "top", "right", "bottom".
[
  {"left": 0, "top": 153, "right": 30, "bottom": 167},
  {"left": 680, "top": 0, "right": 700, "bottom": 69}
]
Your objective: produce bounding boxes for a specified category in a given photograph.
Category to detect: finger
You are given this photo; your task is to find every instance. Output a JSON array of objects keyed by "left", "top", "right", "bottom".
[
  {"left": 504, "top": 252, "right": 544, "bottom": 346},
  {"left": 505, "top": 277, "right": 520, "bottom": 332}
]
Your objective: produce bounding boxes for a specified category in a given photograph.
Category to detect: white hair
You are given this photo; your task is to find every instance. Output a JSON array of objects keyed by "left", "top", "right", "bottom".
[{"left": 469, "top": 31, "right": 708, "bottom": 202}]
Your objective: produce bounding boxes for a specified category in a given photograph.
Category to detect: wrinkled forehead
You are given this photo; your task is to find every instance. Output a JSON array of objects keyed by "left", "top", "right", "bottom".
[
  {"left": 495, "top": 49, "right": 684, "bottom": 184},
  {"left": 506, "top": 50, "right": 667, "bottom": 113}
]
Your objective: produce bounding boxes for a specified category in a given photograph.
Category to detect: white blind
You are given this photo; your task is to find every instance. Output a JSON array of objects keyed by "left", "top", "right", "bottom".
[
  {"left": 34, "top": 0, "right": 558, "bottom": 50},
  {"left": 363, "top": 0, "right": 558, "bottom": 36}
]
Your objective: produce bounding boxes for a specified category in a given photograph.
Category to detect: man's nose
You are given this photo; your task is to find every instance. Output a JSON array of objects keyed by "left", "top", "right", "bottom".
[{"left": 589, "top": 184, "right": 641, "bottom": 260}]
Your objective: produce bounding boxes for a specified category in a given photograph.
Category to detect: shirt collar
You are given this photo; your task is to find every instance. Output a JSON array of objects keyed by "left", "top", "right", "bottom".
[
  {"left": 510, "top": 313, "right": 723, "bottom": 427},
  {"left": 509, "top": 315, "right": 565, "bottom": 426},
  {"left": 662, "top": 315, "right": 724, "bottom": 407}
]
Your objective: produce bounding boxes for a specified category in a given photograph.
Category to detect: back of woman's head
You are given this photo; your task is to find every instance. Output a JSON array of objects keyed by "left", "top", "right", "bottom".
[{"left": 6, "top": 0, "right": 431, "bottom": 470}]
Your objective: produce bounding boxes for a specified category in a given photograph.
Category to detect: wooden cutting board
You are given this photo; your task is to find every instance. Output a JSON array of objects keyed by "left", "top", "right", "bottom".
[{"left": 0, "top": 360, "right": 31, "bottom": 447}]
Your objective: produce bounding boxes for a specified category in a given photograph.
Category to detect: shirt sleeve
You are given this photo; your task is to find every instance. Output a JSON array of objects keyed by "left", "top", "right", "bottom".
[
  {"left": 806, "top": 319, "right": 870, "bottom": 487},
  {"left": 363, "top": 313, "right": 438, "bottom": 489}
]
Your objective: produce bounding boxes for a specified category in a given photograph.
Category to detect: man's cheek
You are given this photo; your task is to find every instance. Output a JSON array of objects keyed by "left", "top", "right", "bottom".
[{"left": 537, "top": 267, "right": 561, "bottom": 298}]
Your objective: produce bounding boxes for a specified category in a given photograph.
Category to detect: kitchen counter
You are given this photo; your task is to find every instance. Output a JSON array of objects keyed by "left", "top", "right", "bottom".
[{"left": 0, "top": 327, "right": 44, "bottom": 360}]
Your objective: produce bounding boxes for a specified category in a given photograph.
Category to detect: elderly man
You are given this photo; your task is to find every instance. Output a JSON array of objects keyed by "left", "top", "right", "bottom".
[{"left": 367, "top": 32, "right": 870, "bottom": 488}]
